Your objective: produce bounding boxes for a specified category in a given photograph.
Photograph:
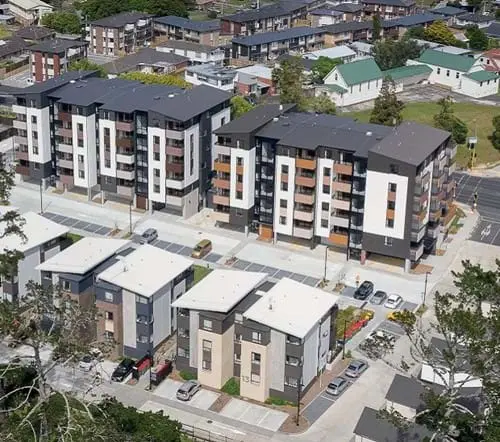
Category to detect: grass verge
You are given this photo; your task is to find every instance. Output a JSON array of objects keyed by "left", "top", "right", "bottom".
[
  {"left": 66, "top": 232, "right": 83, "bottom": 243},
  {"left": 221, "top": 377, "right": 240, "bottom": 396},
  {"left": 193, "top": 265, "right": 212, "bottom": 284}
]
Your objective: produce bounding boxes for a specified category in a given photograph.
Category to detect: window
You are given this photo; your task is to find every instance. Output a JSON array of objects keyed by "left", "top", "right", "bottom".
[
  {"left": 62, "top": 280, "right": 70, "bottom": 291},
  {"left": 105, "top": 311, "right": 113, "bottom": 320},
  {"left": 280, "top": 199, "right": 287, "bottom": 208},
  {"left": 279, "top": 216, "right": 286, "bottom": 225},
  {"left": 386, "top": 218, "right": 394, "bottom": 228},
  {"left": 202, "top": 339, "right": 212, "bottom": 351},
  {"left": 33, "top": 146, "right": 39, "bottom": 155},
  {"left": 286, "top": 355, "right": 300, "bottom": 366},
  {"left": 105, "top": 159, "right": 111, "bottom": 168},
  {"left": 105, "top": 176, "right": 112, "bottom": 184},
  {"left": 235, "top": 209, "right": 243, "bottom": 217},
  {"left": 78, "top": 155, "right": 84, "bottom": 163},
  {"left": 31, "top": 115, "right": 37, "bottom": 124},
  {"left": 446, "top": 70, "right": 450, "bottom": 77},
  {"left": 321, "top": 219, "right": 328, "bottom": 228},
  {"left": 153, "top": 135, "right": 160, "bottom": 145},
  {"left": 104, "top": 331, "right": 114, "bottom": 340},
  {"left": 456, "top": 72, "right": 460, "bottom": 79},
  {"left": 285, "top": 376, "right": 298, "bottom": 387},
  {"left": 281, "top": 164, "right": 289, "bottom": 174},
  {"left": 234, "top": 333, "right": 242, "bottom": 343},
  {"left": 221, "top": 117, "right": 225, "bottom": 126},
  {"left": 153, "top": 152, "right": 160, "bottom": 161},
  {"left": 154, "top": 184, "right": 160, "bottom": 193},
  {"left": 281, "top": 181, "right": 288, "bottom": 191},
  {"left": 137, "top": 335, "right": 148, "bottom": 343},
  {"left": 202, "top": 360, "right": 211, "bottom": 371},
  {"left": 251, "top": 373, "right": 261, "bottom": 384},
  {"left": 387, "top": 200, "right": 395, "bottom": 210},
  {"left": 367, "top": 80, "right": 370, "bottom": 90},
  {"left": 189, "top": 134, "right": 194, "bottom": 176},
  {"left": 437, "top": 67, "right": 441, "bottom": 75},
  {"left": 235, "top": 313, "right": 243, "bottom": 323},
  {"left": 252, "top": 331, "right": 262, "bottom": 343},
  {"left": 323, "top": 167, "right": 330, "bottom": 177},
  {"left": 34, "top": 162, "right": 40, "bottom": 170},
  {"left": 237, "top": 174, "right": 243, "bottom": 183},
  {"left": 78, "top": 170, "right": 85, "bottom": 179},
  {"left": 236, "top": 157, "right": 243, "bottom": 166},
  {"left": 384, "top": 236, "right": 393, "bottom": 246},
  {"left": 388, "top": 182, "right": 397, "bottom": 192},
  {"left": 321, "top": 202, "right": 329, "bottom": 211},
  {"left": 154, "top": 168, "right": 160, "bottom": 178},
  {"left": 136, "top": 314, "right": 148, "bottom": 324},
  {"left": 323, "top": 184, "right": 330, "bottom": 194},
  {"left": 389, "top": 164, "right": 399, "bottom": 174},
  {"left": 234, "top": 353, "right": 241, "bottom": 364},
  {"left": 251, "top": 352, "right": 261, "bottom": 364},
  {"left": 136, "top": 295, "right": 148, "bottom": 304},
  {"left": 78, "top": 139, "right": 84, "bottom": 148},
  {"left": 203, "top": 319, "right": 213, "bottom": 331},
  {"left": 32, "top": 131, "right": 38, "bottom": 140},
  {"left": 104, "top": 127, "right": 110, "bottom": 136},
  {"left": 236, "top": 191, "right": 243, "bottom": 200},
  {"left": 178, "top": 347, "right": 189, "bottom": 358},
  {"left": 104, "top": 292, "right": 113, "bottom": 302}
]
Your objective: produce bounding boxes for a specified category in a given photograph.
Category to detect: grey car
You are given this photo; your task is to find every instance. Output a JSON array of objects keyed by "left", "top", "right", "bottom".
[
  {"left": 176, "top": 380, "right": 201, "bottom": 401},
  {"left": 370, "top": 291, "right": 387, "bottom": 305},
  {"left": 344, "top": 359, "right": 368, "bottom": 378},
  {"left": 325, "top": 377, "right": 349, "bottom": 396},
  {"left": 140, "top": 228, "right": 158, "bottom": 244}
]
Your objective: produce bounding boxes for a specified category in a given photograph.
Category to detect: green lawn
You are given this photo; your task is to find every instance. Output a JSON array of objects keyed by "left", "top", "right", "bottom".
[
  {"left": 65, "top": 232, "right": 83, "bottom": 244},
  {"left": 193, "top": 265, "right": 212, "bottom": 284},
  {"left": 0, "top": 25, "right": 11, "bottom": 39},
  {"left": 344, "top": 102, "right": 500, "bottom": 167}
]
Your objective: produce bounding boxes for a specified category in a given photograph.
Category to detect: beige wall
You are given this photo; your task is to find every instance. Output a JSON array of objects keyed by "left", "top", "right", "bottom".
[
  {"left": 385, "top": 401, "right": 416, "bottom": 420},
  {"left": 198, "top": 326, "right": 234, "bottom": 389},
  {"left": 239, "top": 340, "right": 269, "bottom": 402}
]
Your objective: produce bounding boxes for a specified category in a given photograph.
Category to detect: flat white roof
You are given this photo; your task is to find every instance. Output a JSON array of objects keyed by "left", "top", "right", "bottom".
[
  {"left": 97, "top": 244, "right": 193, "bottom": 297},
  {"left": 243, "top": 278, "right": 338, "bottom": 339},
  {"left": 172, "top": 269, "right": 268, "bottom": 313},
  {"left": 433, "top": 45, "right": 472, "bottom": 55},
  {"left": 236, "top": 65, "right": 273, "bottom": 80},
  {"left": 0, "top": 209, "right": 69, "bottom": 253},
  {"left": 304, "top": 45, "right": 356, "bottom": 60},
  {"left": 36, "top": 237, "right": 131, "bottom": 275}
]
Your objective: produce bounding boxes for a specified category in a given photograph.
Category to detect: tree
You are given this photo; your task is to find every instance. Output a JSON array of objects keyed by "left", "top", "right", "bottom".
[
  {"left": 311, "top": 56, "right": 342, "bottom": 84},
  {"left": 433, "top": 96, "right": 468, "bottom": 145},
  {"left": 69, "top": 59, "right": 107, "bottom": 78},
  {"left": 369, "top": 78, "right": 404, "bottom": 126},
  {"left": 372, "top": 38, "right": 422, "bottom": 71},
  {"left": 230, "top": 96, "right": 254, "bottom": 118},
  {"left": 41, "top": 11, "right": 81, "bottom": 34},
  {"left": 272, "top": 56, "right": 305, "bottom": 107},
  {"left": 424, "top": 21, "right": 465, "bottom": 47},
  {"left": 372, "top": 13, "right": 382, "bottom": 41},
  {"left": 466, "top": 25, "right": 489, "bottom": 50},
  {"left": 119, "top": 71, "right": 191, "bottom": 88},
  {"left": 305, "top": 95, "right": 336, "bottom": 115},
  {"left": 405, "top": 25, "right": 426, "bottom": 40},
  {"left": 384, "top": 260, "right": 500, "bottom": 442},
  {"left": 467, "top": 0, "right": 483, "bottom": 12},
  {"left": 492, "top": 115, "right": 500, "bottom": 150}
]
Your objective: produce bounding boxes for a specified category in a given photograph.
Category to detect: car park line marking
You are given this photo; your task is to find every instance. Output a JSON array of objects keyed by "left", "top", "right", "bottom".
[
  {"left": 319, "top": 394, "right": 336, "bottom": 402},
  {"left": 490, "top": 228, "right": 500, "bottom": 245}
]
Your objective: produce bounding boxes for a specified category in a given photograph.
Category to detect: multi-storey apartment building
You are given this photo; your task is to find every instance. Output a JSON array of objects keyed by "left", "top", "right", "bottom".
[
  {"left": 29, "top": 39, "right": 88, "bottom": 82},
  {"left": 173, "top": 272, "right": 338, "bottom": 403},
  {"left": 156, "top": 40, "right": 226, "bottom": 65},
  {"left": 360, "top": 0, "right": 416, "bottom": 19},
  {"left": 85, "top": 12, "right": 153, "bottom": 56},
  {"left": 154, "top": 16, "right": 220, "bottom": 46},
  {"left": 213, "top": 106, "right": 456, "bottom": 270},
  {"left": 95, "top": 244, "right": 194, "bottom": 358},
  {"left": 11, "top": 72, "right": 231, "bottom": 216}
]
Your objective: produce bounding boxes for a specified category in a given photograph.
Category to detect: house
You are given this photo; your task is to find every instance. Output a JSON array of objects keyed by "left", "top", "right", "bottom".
[
  {"left": 95, "top": 244, "right": 194, "bottom": 358},
  {"left": 409, "top": 48, "right": 498, "bottom": 98},
  {"left": 360, "top": 0, "right": 416, "bottom": 19},
  {"left": 155, "top": 40, "right": 225, "bottom": 65},
  {"left": 309, "top": 8, "right": 344, "bottom": 27},
  {"left": 478, "top": 48, "right": 500, "bottom": 72},
  {"left": 349, "top": 41, "right": 373, "bottom": 57},
  {"left": 15, "top": 25, "right": 54, "bottom": 42},
  {"left": 430, "top": 6, "right": 466, "bottom": 26},
  {"left": 390, "top": 12, "right": 443, "bottom": 37},
  {"left": 331, "top": 3, "right": 364, "bottom": 22},
  {"left": 102, "top": 48, "right": 189, "bottom": 78},
  {"left": 85, "top": 12, "right": 154, "bottom": 56},
  {"left": 454, "top": 13, "right": 494, "bottom": 29},
  {"left": 321, "top": 58, "right": 383, "bottom": 106},
  {"left": 485, "top": 21, "right": 500, "bottom": 39},
  {"left": 235, "top": 64, "right": 275, "bottom": 96},
  {"left": 0, "top": 37, "right": 29, "bottom": 66},
  {"left": 0, "top": 209, "right": 69, "bottom": 303},
  {"left": 323, "top": 21, "right": 373, "bottom": 46},
  {"left": 28, "top": 38, "right": 88, "bottom": 82},
  {"left": 184, "top": 64, "right": 237, "bottom": 91},
  {"left": 8, "top": 0, "right": 53, "bottom": 26},
  {"left": 154, "top": 16, "right": 220, "bottom": 46},
  {"left": 303, "top": 45, "right": 356, "bottom": 62}
]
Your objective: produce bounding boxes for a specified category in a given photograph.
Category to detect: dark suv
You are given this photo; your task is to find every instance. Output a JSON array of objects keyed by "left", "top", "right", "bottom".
[
  {"left": 354, "top": 281, "right": 374, "bottom": 300},
  {"left": 111, "top": 358, "right": 135, "bottom": 382}
]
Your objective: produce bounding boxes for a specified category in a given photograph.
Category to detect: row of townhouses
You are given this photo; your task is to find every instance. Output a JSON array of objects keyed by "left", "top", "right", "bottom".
[{"left": 11, "top": 71, "right": 231, "bottom": 217}]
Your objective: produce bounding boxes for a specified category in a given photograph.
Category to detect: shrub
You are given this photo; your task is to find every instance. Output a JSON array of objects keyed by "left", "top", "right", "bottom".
[
  {"left": 179, "top": 370, "right": 197, "bottom": 381},
  {"left": 221, "top": 377, "right": 240, "bottom": 396},
  {"left": 265, "top": 396, "right": 296, "bottom": 406}
]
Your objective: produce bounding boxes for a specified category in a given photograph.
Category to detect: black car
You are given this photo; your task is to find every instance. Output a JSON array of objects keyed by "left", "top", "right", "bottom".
[
  {"left": 111, "top": 358, "right": 135, "bottom": 382},
  {"left": 354, "top": 281, "right": 374, "bottom": 300}
]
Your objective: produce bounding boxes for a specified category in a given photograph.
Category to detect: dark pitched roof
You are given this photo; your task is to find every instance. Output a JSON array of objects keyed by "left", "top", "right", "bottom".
[
  {"left": 0, "top": 37, "right": 29, "bottom": 59},
  {"left": 431, "top": 5, "right": 466, "bottom": 16},
  {"left": 276, "top": 53, "right": 316, "bottom": 71},
  {"left": 390, "top": 13, "right": 442, "bottom": 27},
  {"left": 310, "top": 8, "right": 343, "bottom": 16},
  {"left": 371, "top": 121, "right": 450, "bottom": 166},
  {"left": 154, "top": 16, "right": 220, "bottom": 32},
  {"left": 14, "top": 70, "right": 98, "bottom": 95},
  {"left": 223, "top": 0, "right": 311, "bottom": 23},
  {"left": 102, "top": 48, "right": 188, "bottom": 75},
  {"left": 362, "top": 0, "right": 415, "bottom": 6},
  {"left": 15, "top": 25, "right": 54, "bottom": 41},
  {"left": 332, "top": 2, "right": 363, "bottom": 12},
  {"left": 485, "top": 21, "right": 500, "bottom": 38},
  {"left": 354, "top": 407, "right": 433, "bottom": 441},
  {"left": 458, "top": 13, "right": 493, "bottom": 23},
  {"left": 90, "top": 12, "right": 153, "bottom": 28},
  {"left": 323, "top": 20, "right": 372, "bottom": 35},
  {"left": 232, "top": 26, "right": 324, "bottom": 46},
  {"left": 29, "top": 38, "right": 87, "bottom": 54}
]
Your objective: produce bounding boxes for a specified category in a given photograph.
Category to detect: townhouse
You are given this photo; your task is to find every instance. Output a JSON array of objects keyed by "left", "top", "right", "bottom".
[
  {"left": 85, "top": 12, "right": 153, "bottom": 56},
  {"left": 430, "top": 6, "right": 467, "bottom": 26},
  {"left": 331, "top": 3, "right": 364, "bottom": 22},
  {"left": 213, "top": 105, "right": 456, "bottom": 270},
  {"left": 95, "top": 244, "right": 194, "bottom": 358},
  {"left": 11, "top": 72, "right": 231, "bottom": 216},
  {"left": 29, "top": 38, "right": 88, "bottom": 82},
  {"left": 454, "top": 13, "right": 494, "bottom": 29},
  {"left": 0, "top": 209, "right": 69, "bottom": 303},
  {"left": 309, "top": 9, "right": 344, "bottom": 27},
  {"left": 172, "top": 271, "right": 339, "bottom": 403},
  {"left": 184, "top": 64, "right": 237, "bottom": 91},
  {"left": 154, "top": 16, "right": 220, "bottom": 46},
  {"left": 360, "top": 0, "right": 416, "bottom": 19},
  {"left": 7, "top": 0, "right": 53, "bottom": 26},
  {"left": 15, "top": 25, "right": 54, "bottom": 42},
  {"left": 231, "top": 27, "right": 326, "bottom": 63},
  {"left": 155, "top": 40, "right": 225, "bottom": 65}
]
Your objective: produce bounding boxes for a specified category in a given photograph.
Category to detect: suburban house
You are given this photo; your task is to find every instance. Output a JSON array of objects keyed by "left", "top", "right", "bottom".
[
  {"left": 485, "top": 21, "right": 500, "bottom": 40},
  {"left": 430, "top": 5, "right": 467, "bottom": 26},
  {"left": 95, "top": 244, "right": 194, "bottom": 359},
  {"left": 321, "top": 58, "right": 383, "bottom": 106},
  {"left": 7, "top": 0, "right": 53, "bottom": 26},
  {"left": 360, "top": 0, "right": 416, "bottom": 19},
  {"left": 15, "top": 25, "right": 54, "bottom": 42},
  {"left": 235, "top": 64, "right": 275, "bottom": 96},
  {"left": 454, "top": 13, "right": 494, "bottom": 29},
  {"left": 0, "top": 209, "right": 69, "bottom": 303},
  {"left": 309, "top": 9, "right": 344, "bottom": 27},
  {"left": 408, "top": 48, "right": 498, "bottom": 98},
  {"left": 185, "top": 64, "right": 237, "bottom": 91},
  {"left": 331, "top": 3, "right": 364, "bottom": 22},
  {"left": 478, "top": 48, "right": 500, "bottom": 72},
  {"left": 154, "top": 16, "right": 220, "bottom": 46},
  {"left": 303, "top": 45, "right": 356, "bottom": 63},
  {"left": 155, "top": 40, "right": 225, "bottom": 65}
]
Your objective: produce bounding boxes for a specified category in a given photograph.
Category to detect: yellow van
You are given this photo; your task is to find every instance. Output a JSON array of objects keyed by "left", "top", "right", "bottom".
[{"left": 191, "top": 239, "right": 212, "bottom": 259}]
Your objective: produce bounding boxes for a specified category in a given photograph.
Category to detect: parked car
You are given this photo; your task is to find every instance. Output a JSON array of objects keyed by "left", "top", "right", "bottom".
[
  {"left": 384, "top": 294, "right": 403, "bottom": 309},
  {"left": 354, "top": 281, "right": 374, "bottom": 300},
  {"left": 79, "top": 354, "right": 97, "bottom": 371},
  {"left": 191, "top": 239, "right": 212, "bottom": 259},
  {"left": 176, "top": 380, "right": 201, "bottom": 401},
  {"left": 140, "top": 228, "right": 158, "bottom": 244},
  {"left": 151, "top": 360, "right": 173, "bottom": 386},
  {"left": 370, "top": 291, "right": 387, "bottom": 305},
  {"left": 111, "top": 358, "right": 135, "bottom": 382},
  {"left": 344, "top": 359, "right": 368, "bottom": 378},
  {"left": 325, "top": 377, "right": 349, "bottom": 396}
]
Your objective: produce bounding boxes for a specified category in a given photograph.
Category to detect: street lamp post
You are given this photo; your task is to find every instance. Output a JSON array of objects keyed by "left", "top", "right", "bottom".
[
  {"left": 423, "top": 272, "right": 430, "bottom": 306},
  {"left": 323, "top": 247, "right": 327, "bottom": 282},
  {"left": 296, "top": 378, "right": 303, "bottom": 427},
  {"left": 129, "top": 200, "right": 133, "bottom": 235},
  {"left": 39, "top": 179, "right": 43, "bottom": 214},
  {"left": 342, "top": 319, "right": 348, "bottom": 359},
  {"left": 147, "top": 348, "right": 153, "bottom": 391}
]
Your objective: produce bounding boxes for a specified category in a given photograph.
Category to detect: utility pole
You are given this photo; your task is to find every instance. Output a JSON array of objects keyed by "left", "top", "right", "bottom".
[
  {"left": 342, "top": 319, "right": 348, "bottom": 359},
  {"left": 295, "top": 378, "right": 302, "bottom": 427},
  {"left": 129, "top": 200, "right": 133, "bottom": 235},
  {"left": 39, "top": 180, "right": 43, "bottom": 214}
]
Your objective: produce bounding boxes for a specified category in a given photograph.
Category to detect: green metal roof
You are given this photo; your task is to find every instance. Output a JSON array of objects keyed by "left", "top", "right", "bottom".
[
  {"left": 382, "top": 64, "right": 432, "bottom": 81},
  {"left": 417, "top": 49, "right": 476, "bottom": 72},
  {"left": 323, "top": 84, "right": 348, "bottom": 94},
  {"left": 336, "top": 58, "right": 382, "bottom": 86},
  {"left": 464, "top": 70, "right": 499, "bottom": 82}
]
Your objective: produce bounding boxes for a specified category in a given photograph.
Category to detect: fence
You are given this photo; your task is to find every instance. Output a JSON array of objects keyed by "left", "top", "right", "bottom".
[{"left": 181, "top": 424, "right": 242, "bottom": 442}]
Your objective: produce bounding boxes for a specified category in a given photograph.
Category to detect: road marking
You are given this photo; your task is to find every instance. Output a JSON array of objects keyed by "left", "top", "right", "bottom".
[
  {"left": 490, "top": 228, "right": 500, "bottom": 245},
  {"left": 320, "top": 394, "right": 337, "bottom": 402},
  {"left": 208, "top": 422, "right": 246, "bottom": 436},
  {"left": 481, "top": 224, "right": 492, "bottom": 240}
]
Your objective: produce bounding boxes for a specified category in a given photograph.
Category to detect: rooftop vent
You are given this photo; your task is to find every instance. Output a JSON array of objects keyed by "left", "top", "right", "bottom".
[
  {"left": 273, "top": 117, "right": 279, "bottom": 122},
  {"left": 366, "top": 131, "right": 372, "bottom": 136},
  {"left": 168, "top": 93, "right": 175, "bottom": 98},
  {"left": 153, "top": 96, "right": 161, "bottom": 100},
  {"left": 69, "top": 80, "right": 76, "bottom": 84}
]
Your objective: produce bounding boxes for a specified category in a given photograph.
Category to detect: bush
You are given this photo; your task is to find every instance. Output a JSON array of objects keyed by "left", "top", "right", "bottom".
[
  {"left": 265, "top": 396, "right": 296, "bottom": 406},
  {"left": 179, "top": 370, "right": 197, "bottom": 381},
  {"left": 221, "top": 377, "right": 240, "bottom": 396}
]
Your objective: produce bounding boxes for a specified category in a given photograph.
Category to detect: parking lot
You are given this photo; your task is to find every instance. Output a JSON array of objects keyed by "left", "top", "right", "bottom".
[
  {"left": 153, "top": 378, "right": 220, "bottom": 411},
  {"left": 42, "top": 211, "right": 113, "bottom": 235}
]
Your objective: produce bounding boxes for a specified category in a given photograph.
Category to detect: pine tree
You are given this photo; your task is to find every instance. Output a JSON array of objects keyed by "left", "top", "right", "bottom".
[{"left": 369, "top": 78, "right": 404, "bottom": 126}]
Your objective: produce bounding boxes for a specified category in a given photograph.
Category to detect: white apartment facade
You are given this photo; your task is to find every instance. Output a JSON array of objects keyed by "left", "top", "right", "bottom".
[
  {"left": 8, "top": 0, "right": 53, "bottom": 26},
  {"left": 156, "top": 41, "right": 225, "bottom": 65}
]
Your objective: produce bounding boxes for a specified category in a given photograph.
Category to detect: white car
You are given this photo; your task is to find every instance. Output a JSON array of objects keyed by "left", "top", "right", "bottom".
[
  {"left": 384, "top": 294, "right": 403, "bottom": 309},
  {"left": 79, "top": 354, "right": 97, "bottom": 371}
]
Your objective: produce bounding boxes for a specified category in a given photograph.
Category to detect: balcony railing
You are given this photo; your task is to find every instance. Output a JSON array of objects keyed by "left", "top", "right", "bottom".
[
  {"left": 116, "top": 120, "right": 134, "bottom": 132},
  {"left": 332, "top": 198, "right": 350, "bottom": 211},
  {"left": 296, "top": 158, "right": 315, "bottom": 170},
  {"left": 295, "top": 175, "right": 315, "bottom": 187},
  {"left": 334, "top": 162, "right": 353, "bottom": 175},
  {"left": 214, "top": 159, "right": 230, "bottom": 173},
  {"left": 294, "top": 209, "right": 314, "bottom": 222},
  {"left": 213, "top": 195, "right": 230, "bottom": 206},
  {"left": 329, "top": 232, "right": 348, "bottom": 247},
  {"left": 410, "top": 242, "right": 424, "bottom": 261},
  {"left": 333, "top": 180, "right": 352, "bottom": 193},
  {"left": 293, "top": 225, "right": 314, "bottom": 239},
  {"left": 294, "top": 192, "right": 314, "bottom": 205},
  {"left": 213, "top": 178, "right": 230, "bottom": 190}
]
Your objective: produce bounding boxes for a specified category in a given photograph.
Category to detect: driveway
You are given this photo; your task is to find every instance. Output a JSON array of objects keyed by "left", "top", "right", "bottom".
[
  {"left": 219, "top": 398, "right": 288, "bottom": 432},
  {"left": 153, "top": 378, "right": 219, "bottom": 410}
]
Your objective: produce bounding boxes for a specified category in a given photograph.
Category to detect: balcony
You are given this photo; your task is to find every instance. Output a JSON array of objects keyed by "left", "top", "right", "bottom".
[
  {"left": 14, "top": 135, "right": 27, "bottom": 145},
  {"left": 15, "top": 164, "right": 29, "bottom": 176},
  {"left": 116, "top": 169, "right": 134, "bottom": 180},
  {"left": 13, "top": 120, "right": 26, "bottom": 130},
  {"left": 351, "top": 204, "right": 364, "bottom": 213},
  {"left": 15, "top": 150, "right": 29, "bottom": 161},
  {"left": 57, "top": 143, "right": 73, "bottom": 154},
  {"left": 294, "top": 209, "right": 314, "bottom": 222},
  {"left": 331, "top": 214, "right": 349, "bottom": 229},
  {"left": 293, "top": 225, "right": 314, "bottom": 239},
  {"left": 332, "top": 198, "right": 350, "bottom": 211},
  {"left": 213, "top": 178, "right": 230, "bottom": 190},
  {"left": 429, "top": 208, "right": 441, "bottom": 223},
  {"left": 333, "top": 180, "right": 352, "bottom": 193},
  {"left": 57, "top": 158, "right": 73, "bottom": 169},
  {"left": 329, "top": 232, "right": 348, "bottom": 247},
  {"left": 166, "top": 128, "right": 184, "bottom": 140},
  {"left": 294, "top": 192, "right": 314, "bottom": 205},
  {"left": 117, "top": 185, "right": 134, "bottom": 198},
  {"left": 116, "top": 120, "right": 133, "bottom": 132},
  {"left": 12, "top": 104, "right": 26, "bottom": 115},
  {"left": 57, "top": 127, "right": 73, "bottom": 138},
  {"left": 296, "top": 158, "right": 315, "bottom": 170},
  {"left": 167, "top": 146, "right": 184, "bottom": 157},
  {"left": 214, "top": 160, "right": 230, "bottom": 173},
  {"left": 386, "top": 209, "right": 395, "bottom": 220},
  {"left": 166, "top": 162, "right": 184, "bottom": 174},
  {"left": 295, "top": 175, "right": 315, "bottom": 187},
  {"left": 411, "top": 225, "right": 427, "bottom": 243},
  {"left": 116, "top": 137, "right": 133, "bottom": 149},
  {"left": 353, "top": 167, "right": 366, "bottom": 177},
  {"left": 213, "top": 195, "right": 230, "bottom": 206},
  {"left": 445, "top": 160, "right": 457, "bottom": 176},
  {"left": 334, "top": 162, "right": 353, "bottom": 175},
  {"left": 58, "top": 111, "right": 72, "bottom": 122},
  {"left": 410, "top": 242, "right": 424, "bottom": 261}
]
